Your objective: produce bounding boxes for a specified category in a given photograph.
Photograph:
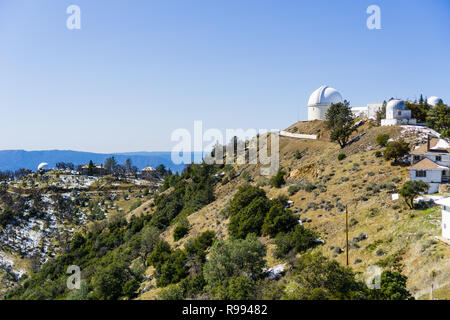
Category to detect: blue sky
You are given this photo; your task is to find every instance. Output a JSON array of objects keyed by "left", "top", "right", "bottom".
[{"left": 0, "top": 0, "right": 449, "bottom": 152}]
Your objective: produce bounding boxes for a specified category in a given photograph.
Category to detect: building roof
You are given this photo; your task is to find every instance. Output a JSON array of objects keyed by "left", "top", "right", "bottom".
[
  {"left": 80, "top": 164, "right": 103, "bottom": 169},
  {"left": 411, "top": 138, "right": 450, "bottom": 154},
  {"left": 409, "top": 158, "right": 447, "bottom": 170},
  {"left": 307, "top": 85, "right": 343, "bottom": 107}
]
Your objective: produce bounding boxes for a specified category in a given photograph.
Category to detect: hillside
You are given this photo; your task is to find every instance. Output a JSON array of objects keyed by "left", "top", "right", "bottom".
[
  {"left": 2, "top": 120, "right": 449, "bottom": 300},
  {"left": 136, "top": 121, "right": 449, "bottom": 299}
]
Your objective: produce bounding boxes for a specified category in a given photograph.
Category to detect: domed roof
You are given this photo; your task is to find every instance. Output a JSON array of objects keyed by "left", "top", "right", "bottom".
[
  {"left": 427, "top": 96, "right": 442, "bottom": 107},
  {"left": 386, "top": 99, "right": 405, "bottom": 112},
  {"left": 307, "top": 85, "right": 343, "bottom": 107},
  {"left": 37, "top": 162, "right": 48, "bottom": 171}
]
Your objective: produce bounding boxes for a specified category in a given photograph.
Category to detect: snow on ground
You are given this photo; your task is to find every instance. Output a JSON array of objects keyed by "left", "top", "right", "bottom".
[
  {"left": 401, "top": 125, "right": 441, "bottom": 139},
  {"left": 52, "top": 174, "right": 99, "bottom": 189}
]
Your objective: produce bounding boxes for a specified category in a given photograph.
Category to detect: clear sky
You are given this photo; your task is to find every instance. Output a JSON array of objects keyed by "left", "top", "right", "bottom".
[{"left": 0, "top": 0, "right": 449, "bottom": 153}]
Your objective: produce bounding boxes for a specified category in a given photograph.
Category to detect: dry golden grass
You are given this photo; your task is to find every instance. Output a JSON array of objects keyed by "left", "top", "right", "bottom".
[{"left": 138, "top": 121, "right": 450, "bottom": 299}]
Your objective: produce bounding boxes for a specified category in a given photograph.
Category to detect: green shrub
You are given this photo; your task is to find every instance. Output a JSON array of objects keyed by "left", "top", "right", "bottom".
[
  {"left": 122, "top": 278, "right": 140, "bottom": 299},
  {"left": 229, "top": 185, "right": 266, "bottom": 217},
  {"left": 384, "top": 139, "right": 410, "bottom": 162},
  {"left": 399, "top": 180, "right": 429, "bottom": 209},
  {"left": 158, "top": 283, "right": 185, "bottom": 300},
  {"left": 368, "top": 270, "right": 413, "bottom": 300},
  {"left": 274, "top": 225, "right": 319, "bottom": 257},
  {"left": 288, "top": 185, "right": 300, "bottom": 195},
  {"left": 374, "top": 150, "right": 382, "bottom": 158},
  {"left": 261, "top": 203, "right": 297, "bottom": 237},
  {"left": 203, "top": 234, "right": 266, "bottom": 287},
  {"left": 337, "top": 153, "right": 346, "bottom": 161},
  {"left": 173, "top": 225, "right": 189, "bottom": 241},
  {"left": 282, "top": 252, "right": 368, "bottom": 300},
  {"left": 376, "top": 134, "right": 390, "bottom": 147},
  {"left": 301, "top": 180, "right": 316, "bottom": 192},
  {"left": 270, "top": 170, "right": 286, "bottom": 188},
  {"left": 228, "top": 196, "right": 270, "bottom": 238},
  {"left": 241, "top": 171, "right": 251, "bottom": 182},
  {"left": 212, "top": 277, "right": 255, "bottom": 300}
]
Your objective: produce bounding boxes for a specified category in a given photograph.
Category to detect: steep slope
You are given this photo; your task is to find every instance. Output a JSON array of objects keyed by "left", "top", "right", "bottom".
[{"left": 136, "top": 121, "right": 449, "bottom": 299}]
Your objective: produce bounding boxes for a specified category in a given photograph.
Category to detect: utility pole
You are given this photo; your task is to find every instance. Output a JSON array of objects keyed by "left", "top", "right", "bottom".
[
  {"left": 431, "top": 283, "right": 434, "bottom": 300},
  {"left": 431, "top": 270, "right": 436, "bottom": 300},
  {"left": 346, "top": 205, "right": 349, "bottom": 266}
]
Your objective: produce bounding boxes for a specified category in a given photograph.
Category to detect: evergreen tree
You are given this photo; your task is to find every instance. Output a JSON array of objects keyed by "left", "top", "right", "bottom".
[
  {"left": 426, "top": 103, "right": 450, "bottom": 137},
  {"left": 104, "top": 157, "right": 117, "bottom": 173},
  {"left": 325, "top": 101, "right": 356, "bottom": 148},
  {"left": 88, "top": 160, "right": 94, "bottom": 176}
]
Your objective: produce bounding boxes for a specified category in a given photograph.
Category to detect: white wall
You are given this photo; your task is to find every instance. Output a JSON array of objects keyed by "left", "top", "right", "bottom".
[
  {"left": 442, "top": 208, "right": 450, "bottom": 239},
  {"left": 409, "top": 169, "right": 442, "bottom": 193},
  {"left": 367, "top": 103, "right": 382, "bottom": 119},
  {"left": 409, "top": 169, "right": 442, "bottom": 183},
  {"left": 381, "top": 119, "right": 399, "bottom": 126},
  {"left": 308, "top": 105, "right": 329, "bottom": 121},
  {"left": 279, "top": 131, "right": 317, "bottom": 140}
]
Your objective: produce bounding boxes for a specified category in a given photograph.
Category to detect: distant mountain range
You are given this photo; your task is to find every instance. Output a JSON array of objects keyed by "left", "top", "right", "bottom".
[{"left": 0, "top": 150, "right": 204, "bottom": 173}]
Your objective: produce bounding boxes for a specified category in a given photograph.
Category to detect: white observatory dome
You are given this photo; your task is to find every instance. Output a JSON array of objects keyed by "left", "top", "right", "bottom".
[
  {"left": 427, "top": 96, "right": 442, "bottom": 107},
  {"left": 307, "top": 85, "right": 343, "bottom": 107},
  {"left": 386, "top": 99, "right": 405, "bottom": 113},
  {"left": 37, "top": 162, "right": 49, "bottom": 171}
]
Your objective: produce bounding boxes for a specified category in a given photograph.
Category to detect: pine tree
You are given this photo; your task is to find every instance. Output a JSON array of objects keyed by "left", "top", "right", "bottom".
[{"left": 88, "top": 160, "right": 94, "bottom": 176}]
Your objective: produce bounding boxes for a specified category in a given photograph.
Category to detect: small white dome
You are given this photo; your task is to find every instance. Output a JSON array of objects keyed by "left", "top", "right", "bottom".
[
  {"left": 427, "top": 96, "right": 442, "bottom": 107},
  {"left": 307, "top": 85, "right": 343, "bottom": 107},
  {"left": 37, "top": 162, "right": 48, "bottom": 171},
  {"left": 386, "top": 99, "right": 405, "bottom": 112}
]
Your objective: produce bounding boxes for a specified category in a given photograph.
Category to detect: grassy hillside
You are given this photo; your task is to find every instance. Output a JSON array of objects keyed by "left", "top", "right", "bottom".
[
  {"left": 2, "top": 120, "right": 448, "bottom": 300},
  {"left": 138, "top": 120, "right": 449, "bottom": 299}
]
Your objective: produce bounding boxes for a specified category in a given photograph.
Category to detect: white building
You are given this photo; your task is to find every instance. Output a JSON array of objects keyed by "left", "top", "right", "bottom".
[
  {"left": 351, "top": 103, "right": 383, "bottom": 120},
  {"left": 307, "top": 85, "right": 343, "bottom": 121},
  {"left": 381, "top": 99, "right": 416, "bottom": 126},
  {"left": 409, "top": 137, "right": 450, "bottom": 193},
  {"left": 427, "top": 96, "right": 443, "bottom": 107},
  {"left": 37, "top": 162, "right": 49, "bottom": 172},
  {"left": 435, "top": 197, "right": 450, "bottom": 240}
]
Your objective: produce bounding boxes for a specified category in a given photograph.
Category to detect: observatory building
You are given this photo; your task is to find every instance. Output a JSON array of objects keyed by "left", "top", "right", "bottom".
[
  {"left": 381, "top": 99, "right": 416, "bottom": 126},
  {"left": 427, "top": 96, "right": 443, "bottom": 107},
  {"left": 307, "top": 85, "right": 343, "bottom": 121},
  {"left": 306, "top": 85, "right": 382, "bottom": 121},
  {"left": 37, "top": 163, "right": 49, "bottom": 172}
]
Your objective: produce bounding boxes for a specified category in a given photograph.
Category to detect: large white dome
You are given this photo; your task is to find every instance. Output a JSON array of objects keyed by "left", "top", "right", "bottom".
[
  {"left": 307, "top": 85, "right": 343, "bottom": 107},
  {"left": 427, "top": 96, "right": 442, "bottom": 107},
  {"left": 386, "top": 99, "right": 405, "bottom": 112}
]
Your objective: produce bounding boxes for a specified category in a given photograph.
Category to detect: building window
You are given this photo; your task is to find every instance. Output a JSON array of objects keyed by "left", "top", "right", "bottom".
[
  {"left": 436, "top": 156, "right": 442, "bottom": 161},
  {"left": 398, "top": 111, "right": 402, "bottom": 116},
  {"left": 413, "top": 156, "right": 421, "bottom": 162},
  {"left": 416, "top": 170, "right": 426, "bottom": 177}
]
